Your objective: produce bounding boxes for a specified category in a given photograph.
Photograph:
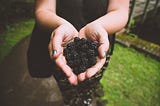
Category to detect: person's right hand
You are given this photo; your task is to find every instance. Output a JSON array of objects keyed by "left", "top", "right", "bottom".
[{"left": 48, "top": 22, "right": 78, "bottom": 85}]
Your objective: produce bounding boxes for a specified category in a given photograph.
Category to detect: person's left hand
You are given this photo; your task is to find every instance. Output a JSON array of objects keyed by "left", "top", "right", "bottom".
[{"left": 78, "top": 21, "right": 110, "bottom": 82}]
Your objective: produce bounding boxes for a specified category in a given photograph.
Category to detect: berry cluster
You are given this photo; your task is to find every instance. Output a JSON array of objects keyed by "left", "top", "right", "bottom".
[{"left": 63, "top": 37, "right": 99, "bottom": 75}]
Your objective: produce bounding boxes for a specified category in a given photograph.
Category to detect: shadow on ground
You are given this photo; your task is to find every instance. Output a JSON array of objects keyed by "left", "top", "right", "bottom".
[{"left": 0, "top": 37, "right": 64, "bottom": 106}]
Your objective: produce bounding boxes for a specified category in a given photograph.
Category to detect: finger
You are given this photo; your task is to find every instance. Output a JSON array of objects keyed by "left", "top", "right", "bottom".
[
  {"left": 78, "top": 28, "right": 86, "bottom": 38},
  {"left": 68, "top": 72, "right": 78, "bottom": 85},
  {"left": 55, "top": 54, "right": 78, "bottom": 85},
  {"left": 98, "top": 30, "right": 109, "bottom": 58},
  {"left": 55, "top": 54, "right": 72, "bottom": 77},
  {"left": 78, "top": 72, "right": 86, "bottom": 82},
  {"left": 86, "top": 58, "right": 106, "bottom": 78},
  {"left": 48, "top": 42, "right": 53, "bottom": 59},
  {"left": 62, "top": 33, "right": 77, "bottom": 46},
  {"left": 51, "top": 31, "right": 63, "bottom": 59}
]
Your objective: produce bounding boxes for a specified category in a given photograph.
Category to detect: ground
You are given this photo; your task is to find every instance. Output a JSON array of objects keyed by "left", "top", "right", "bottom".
[{"left": 0, "top": 37, "right": 64, "bottom": 106}]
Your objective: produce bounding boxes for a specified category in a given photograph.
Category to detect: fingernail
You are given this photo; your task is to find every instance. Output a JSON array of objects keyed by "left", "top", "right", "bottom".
[{"left": 52, "top": 50, "right": 57, "bottom": 56}]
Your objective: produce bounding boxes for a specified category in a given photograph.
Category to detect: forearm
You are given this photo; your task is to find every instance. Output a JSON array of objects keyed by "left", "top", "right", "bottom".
[
  {"left": 35, "top": 10, "right": 69, "bottom": 31},
  {"left": 96, "top": 8, "right": 129, "bottom": 35},
  {"left": 35, "top": 0, "right": 69, "bottom": 32},
  {"left": 94, "top": 0, "right": 129, "bottom": 35}
]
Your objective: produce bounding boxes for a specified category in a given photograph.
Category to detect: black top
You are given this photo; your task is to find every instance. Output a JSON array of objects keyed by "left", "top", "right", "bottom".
[{"left": 57, "top": 0, "right": 109, "bottom": 30}]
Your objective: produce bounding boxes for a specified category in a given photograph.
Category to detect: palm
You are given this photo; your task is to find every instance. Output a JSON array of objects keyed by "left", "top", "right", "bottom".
[
  {"left": 49, "top": 23, "right": 78, "bottom": 85},
  {"left": 78, "top": 22, "right": 109, "bottom": 81}
]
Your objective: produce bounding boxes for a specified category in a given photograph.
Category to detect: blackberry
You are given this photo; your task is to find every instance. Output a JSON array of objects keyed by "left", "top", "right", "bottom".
[
  {"left": 63, "top": 37, "right": 99, "bottom": 75},
  {"left": 74, "top": 37, "right": 81, "bottom": 43},
  {"left": 87, "top": 49, "right": 95, "bottom": 57},
  {"left": 67, "top": 42, "right": 75, "bottom": 50}
]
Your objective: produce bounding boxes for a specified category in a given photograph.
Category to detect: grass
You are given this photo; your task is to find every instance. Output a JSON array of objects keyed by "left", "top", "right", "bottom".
[
  {"left": 0, "top": 19, "right": 34, "bottom": 63},
  {"left": 0, "top": 19, "right": 160, "bottom": 106},
  {"left": 101, "top": 44, "right": 160, "bottom": 106}
]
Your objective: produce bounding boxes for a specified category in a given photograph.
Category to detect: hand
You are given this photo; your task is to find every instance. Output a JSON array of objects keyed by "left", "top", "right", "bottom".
[
  {"left": 48, "top": 23, "right": 78, "bottom": 85},
  {"left": 78, "top": 21, "right": 109, "bottom": 81}
]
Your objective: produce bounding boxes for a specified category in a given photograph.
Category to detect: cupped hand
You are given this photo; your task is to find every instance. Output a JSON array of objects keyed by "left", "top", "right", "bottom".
[
  {"left": 48, "top": 23, "right": 78, "bottom": 85},
  {"left": 78, "top": 21, "right": 110, "bottom": 81}
]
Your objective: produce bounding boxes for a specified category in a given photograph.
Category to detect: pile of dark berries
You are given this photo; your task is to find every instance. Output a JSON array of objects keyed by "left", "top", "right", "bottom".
[{"left": 63, "top": 37, "right": 99, "bottom": 75}]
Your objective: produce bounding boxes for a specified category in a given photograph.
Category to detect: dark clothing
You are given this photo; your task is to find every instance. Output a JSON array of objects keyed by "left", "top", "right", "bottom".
[
  {"left": 56, "top": 0, "right": 109, "bottom": 31},
  {"left": 27, "top": 0, "right": 115, "bottom": 105}
]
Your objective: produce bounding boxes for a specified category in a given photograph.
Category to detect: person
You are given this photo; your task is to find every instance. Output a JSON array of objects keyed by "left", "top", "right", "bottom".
[{"left": 27, "top": 0, "right": 129, "bottom": 105}]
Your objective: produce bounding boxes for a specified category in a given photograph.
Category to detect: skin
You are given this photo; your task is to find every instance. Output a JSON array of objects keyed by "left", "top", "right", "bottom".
[{"left": 35, "top": 0, "right": 130, "bottom": 85}]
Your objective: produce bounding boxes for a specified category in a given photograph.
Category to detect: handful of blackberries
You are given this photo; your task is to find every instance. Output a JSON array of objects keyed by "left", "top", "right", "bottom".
[{"left": 63, "top": 37, "right": 99, "bottom": 75}]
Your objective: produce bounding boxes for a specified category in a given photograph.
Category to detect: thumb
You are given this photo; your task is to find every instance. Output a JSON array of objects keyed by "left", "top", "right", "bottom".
[
  {"left": 51, "top": 31, "right": 63, "bottom": 59},
  {"left": 78, "top": 27, "right": 86, "bottom": 38},
  {"left": 98, "top": 31, "right": 109, "bottom": 58}
]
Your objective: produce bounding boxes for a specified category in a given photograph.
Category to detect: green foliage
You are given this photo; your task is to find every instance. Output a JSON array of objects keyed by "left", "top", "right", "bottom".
[
  {"left": 126, "top": 19, "right": 138, "bottom": 37},
  {"left": 127, "top": 33, "right": 138, "bottom": 38},
  {"left": 0, "top": 0, "right": 34, "bottom": 31},
  {"left": 0, "top": 19, "right": 34, "bottom": 63},
  {"left": 101, "top": 44, "right": 160, "bottom": 106}
]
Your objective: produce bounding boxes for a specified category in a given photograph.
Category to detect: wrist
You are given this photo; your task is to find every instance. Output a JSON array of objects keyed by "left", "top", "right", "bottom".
[
  {"left": 92, "top": 19, "right": 109, "bottom": 36},
  {"left": 53, "top": 14, "right": 69, "bottom": 27}
]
